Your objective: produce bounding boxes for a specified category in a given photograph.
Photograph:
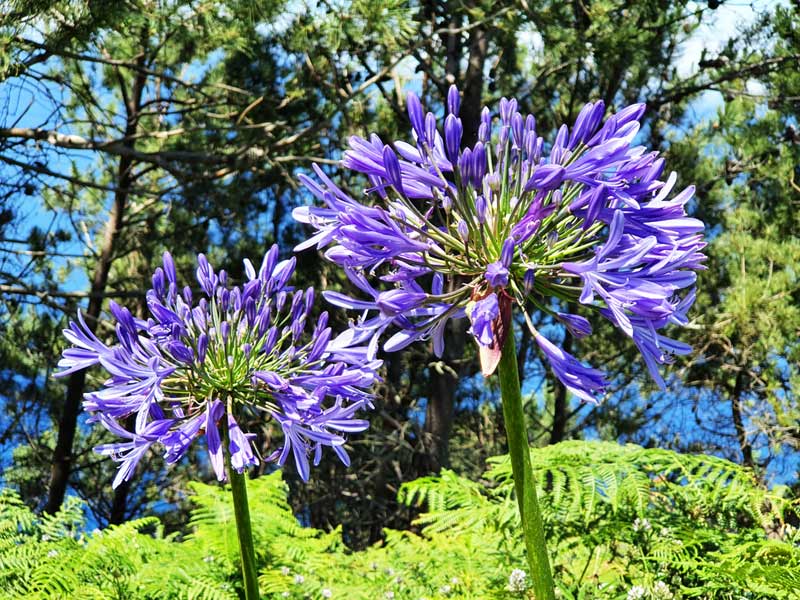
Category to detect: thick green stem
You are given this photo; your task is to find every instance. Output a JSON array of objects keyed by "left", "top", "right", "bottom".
[
  {"left": 498, "top": 331, "right": 555, "bottom": 600},
  {"left": 225, "top": 430, "right": 260, "bottom": 600}
]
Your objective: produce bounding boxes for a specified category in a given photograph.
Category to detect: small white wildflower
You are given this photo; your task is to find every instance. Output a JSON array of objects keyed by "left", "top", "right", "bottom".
[
  {"left": 507, "top": 569, "right": 528, "bottom": 593},
  {"left": 627, "top": 585, "right": 646, "bottom": 600},
  {"left": 293, "top": 574, "right": 305, "bottom": 585},
  {"left": 632, "top": 517, "right": 652, "bottom": 532},
  {"left": 47, "top": 549, "right": 58, "bottom": 558},
  {"left": 652, "top": 581, "right": 674, "bottom": 600},
  {"left": 660, "top": 527, "right": 670, "bottom": 537},
  {"left": 321, "top": 589, "right": 332, "bottom": 598},
  {"left": 203, "top": 555, "right": 214, "bottom": 563},
  {"left": 384, "top": 592, "right": 395, "bottom": 600},
  {"left": 281, "top": 593, "right": 290, "bottom": 599},
  {"left": 281, "top": 566, "right": 291, "bottom": 576},
  {"left": 439, "top": 584, "right": 452, "bottom": 594},
  {"left": 41, "top": 534, "right": 50, "bottom": 542},
  {"left": 450, "top": 577, "right": 460, "bottom": 585},
  {"left": 385, "top": 568, "right": 395, "bottom": 576}
]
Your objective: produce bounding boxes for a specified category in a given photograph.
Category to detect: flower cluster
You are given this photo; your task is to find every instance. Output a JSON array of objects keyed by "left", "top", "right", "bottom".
[
  {"left": 507, "top": 568, "right": 528, "bottom": 593},
  {"left": 294, "top": 86, "right": 705, "bottom": 399},
  {"left": 627, "top": 582, "right": 675, "bottom": 600},
  {"left": 632, "top": 517, "right": 652, "bottom": 533},
  {"left": 56, "top": 247, "right": 380, "bottom": 485},
  {"left": 627, "top": 586, "right": 646, "bottom": 600},
  {"left": 652, "top": 581, "right": 675, "bottom": 600}
]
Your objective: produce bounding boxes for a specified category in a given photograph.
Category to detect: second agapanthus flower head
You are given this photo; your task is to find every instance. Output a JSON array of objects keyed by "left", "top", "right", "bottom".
[
  {"left": 294, "top": 86, "right": 705, "bottom": 401},
  {"left": 56, "top": 247, "right": 381, "bottom": 485}
]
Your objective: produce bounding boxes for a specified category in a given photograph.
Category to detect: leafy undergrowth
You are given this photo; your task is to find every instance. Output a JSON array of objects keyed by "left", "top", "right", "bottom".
[{"left": 1, "top": 442, "right": 797, "bottom": 599}]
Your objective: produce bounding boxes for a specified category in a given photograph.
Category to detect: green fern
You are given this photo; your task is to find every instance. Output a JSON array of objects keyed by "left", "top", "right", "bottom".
[
  {"left": 400, "top": 441, "right": 798, "bottom": 598},
  {"left": 0, "top": 442, "right": 796, "bottom": 599}
]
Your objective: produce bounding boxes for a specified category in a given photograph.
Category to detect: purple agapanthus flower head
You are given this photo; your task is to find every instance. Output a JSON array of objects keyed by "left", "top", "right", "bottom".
[
  {"left": 293, "top": 86, "right": 705, "bottom": 401},
  {"left": 56, "top": 247, "right": 381, "bottom": 486}
]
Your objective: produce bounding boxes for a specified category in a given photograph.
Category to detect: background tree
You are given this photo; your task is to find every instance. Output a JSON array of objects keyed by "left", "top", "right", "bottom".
[
  {"left": 0, "top": 0, "right": 379, "bottom": 525},
  {"left": 647, "top": 5, "right": 800, "bottom": 473},
  {"left": 1, "top": 0, "right": 797, "bottom": 550}
]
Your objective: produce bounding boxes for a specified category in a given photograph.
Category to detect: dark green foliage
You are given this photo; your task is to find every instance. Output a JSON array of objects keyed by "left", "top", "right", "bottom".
[
  {"left": 402, "top": 441, "right": 800, "bottom": 598},
  {"left": 1, "top": 443, "right": 797, "bottom": 599},
  {"left": 643, "top": 5, "right": 800, "bottom": 469}
]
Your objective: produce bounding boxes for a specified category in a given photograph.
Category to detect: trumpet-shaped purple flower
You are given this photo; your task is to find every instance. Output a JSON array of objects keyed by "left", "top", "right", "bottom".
[
  {"left": 470, "top": 294, "right": 500, "bottom": 347},
  {"left": 56, "top": 247, "right": 381, "bottom": 485},
  {"left": 293, "top": 86, "right": 705, "bottom": 400}
]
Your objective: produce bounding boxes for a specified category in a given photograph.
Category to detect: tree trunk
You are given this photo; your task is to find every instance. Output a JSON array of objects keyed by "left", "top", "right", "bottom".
[
  {"left": 44, "top": 44, "right": 148, "bottom": 515},
  {"left": 109, "top": 476, "right": 132, "bottom": 525},
  {"left": 731, "top": 369, "right": 754, "bottom": 468},
  {"left": 549, "top": 331, "right": 572, "bottom": 444},
  {"left": 422, "top": 320, "right": 465, "bottom": 471},
  {"left": 460, "top": 21, "right": 487, "bottom": 147},
  {"left": 443, "top": 3, "right": 462, "bottom": 85},
  {"left": 108, "top": 412, "right": 138, "bottom": 524}
]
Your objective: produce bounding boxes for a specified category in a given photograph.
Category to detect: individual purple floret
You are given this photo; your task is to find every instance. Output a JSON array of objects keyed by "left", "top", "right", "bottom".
[
  {"left": 56, "top": 246, "right": 381, "bottom": 486},
  {"left": 293, "top": 86, "right": 705, "bottom": 400}
]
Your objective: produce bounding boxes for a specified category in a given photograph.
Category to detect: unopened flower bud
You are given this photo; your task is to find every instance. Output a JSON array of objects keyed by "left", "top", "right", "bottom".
[
  {"left": 382, "top": 145, "right": 404, "bottom": 194},
  {"left": 525, "top": 114, "right": 536, "bottom": 134},
  {"left": 523, "top": 269, "right": 535, "bottom": 293},
  {"left": 498, "top": 125, "right": 509, "bottom": 146},
  {"left": 511, "top": 113, "right": 524, "bottom": 149},
  {"left": 406, "top": 92, "right": 425, "bottom": 142},
  {"left": 444, "top": 114, "right": 462, "bottom": 164},
  {"left": 499, "top": 97, "right": 517, "bottom": 125},
  {"left": 152, "top": 268, "right": 165, "bottom": 298},
  {"left": 471, "top": 142, "right": 486, "bottom": 187},
  {"left": 457, "top": 220, "right": 469, "bottom": 242},
  {"left": 425, "top": 112, "right": 437, "bottom": 147},
  {"left": 458, "top": 147, "right": 473, "bottom": 184},
  {"left": 480, "top": 106, "right": 491, "bottom": 134},
  {"left": 478, "top": 122, "right": 490, "bottom": 143},
  {"left": 475, "top": 196, "right": 487, "bottom": 223},
  {"left": 162, "top": 251, "right": 177, "bottom": 284},
  {"left": 447, "top": 84, "right": 460, "bottom": 116},
  {"left": 197, "top": 333, "right": 208, "bottom": 363},
  {"left": 485, "top": 172, "right": 501, "bottom": 192},
  {"left": 500, "top": 237, "right": 515, "bottom": 267}
]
